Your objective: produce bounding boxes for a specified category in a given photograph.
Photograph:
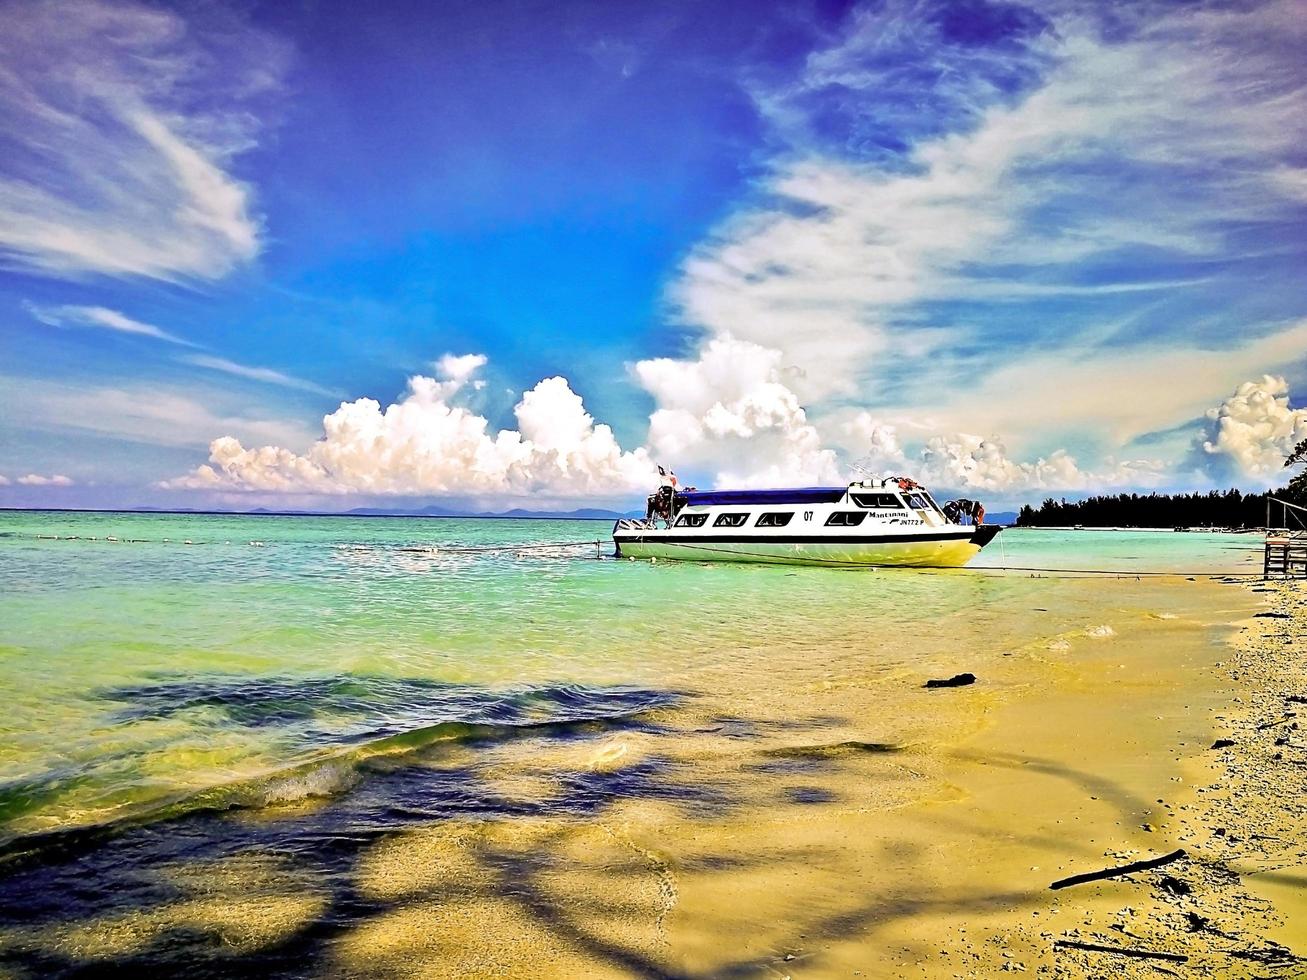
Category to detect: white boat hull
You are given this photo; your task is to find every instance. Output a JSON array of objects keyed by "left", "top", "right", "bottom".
[
  {"left": 613, "top": 530, "right": 992, "bottom": 567},
  {"left": 615, "top": 479, "right": 1002, "bottom": 567}
]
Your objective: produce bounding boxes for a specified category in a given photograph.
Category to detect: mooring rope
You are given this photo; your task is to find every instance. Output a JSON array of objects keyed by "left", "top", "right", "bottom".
[
  {"left": 8, "top": 531, "right": 1264, "bottom": 576},
  {"left": 6, "top": 533, "right": 606, "bottom": 556},
  {"left": 394, "top": 540, "right": 603, "bottom": 554}
]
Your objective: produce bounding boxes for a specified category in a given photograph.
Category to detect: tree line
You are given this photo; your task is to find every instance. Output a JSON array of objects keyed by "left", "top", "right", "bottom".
[{"left": 1016, "top": 438, "right": 1307, "bottom": 528}]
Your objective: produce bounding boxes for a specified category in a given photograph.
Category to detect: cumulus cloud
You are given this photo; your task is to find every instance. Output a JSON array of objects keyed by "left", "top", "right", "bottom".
[
  {"left": 15, "top": 473, "right": 74, "bottom": 487},
  {"left": 435, "top": 353, "right": 489, "bottom": 386},
  {"left": 0, "top": 0, "right": 287, "bottom": 280},
  {"left": 163, "top": 355, "right": 656, "bottom": 498},
  {"left": 1195, "top": 376, "right": 1307, "bottom": 483},
  {"left": 843, "top": 413, "right": 1163, "bottom": 495},
  {"left": 634, "top": 336, "right": 840, "bottom": 487}
]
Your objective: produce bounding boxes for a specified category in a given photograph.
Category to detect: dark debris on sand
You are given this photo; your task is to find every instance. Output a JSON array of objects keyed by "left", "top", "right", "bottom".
[{"left": 1036, "top": 580, "right": 1307, "bottom": 979}]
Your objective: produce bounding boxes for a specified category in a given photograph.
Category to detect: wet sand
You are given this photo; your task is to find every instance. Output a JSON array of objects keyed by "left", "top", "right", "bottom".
[
  {"left": 1, "top": 574, "right": 1303, "bottom": 978},
  {"left": 326, "top": 575, "right": 1305, "bottom": 979}
]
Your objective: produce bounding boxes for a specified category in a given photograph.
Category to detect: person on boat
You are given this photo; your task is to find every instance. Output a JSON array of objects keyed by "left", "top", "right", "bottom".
[{"left": 645, "top": 466, "right": 679, "bottom": 526}]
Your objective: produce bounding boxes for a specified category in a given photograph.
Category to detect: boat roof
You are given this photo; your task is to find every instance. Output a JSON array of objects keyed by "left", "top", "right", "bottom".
[{"left": 675, "top": 486, "right": 848, "bottom": 506}]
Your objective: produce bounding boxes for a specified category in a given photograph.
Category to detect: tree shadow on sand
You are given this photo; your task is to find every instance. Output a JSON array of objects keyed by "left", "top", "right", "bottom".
[{"left": 0, "top": 675, "right": 1058, "bottom": 979}]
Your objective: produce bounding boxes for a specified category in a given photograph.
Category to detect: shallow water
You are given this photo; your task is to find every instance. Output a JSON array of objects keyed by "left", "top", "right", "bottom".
[{"left": 0, "top": 512, "right": 1263, "bottom": 976}]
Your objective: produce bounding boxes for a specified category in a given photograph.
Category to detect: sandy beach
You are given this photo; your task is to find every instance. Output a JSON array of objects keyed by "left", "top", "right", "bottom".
[
  {"left": 1, "top": 530, "right": 1302, "bottom": 979},
  {"left": 315, "top": 575, "right": 1307, "bottom": 978}
]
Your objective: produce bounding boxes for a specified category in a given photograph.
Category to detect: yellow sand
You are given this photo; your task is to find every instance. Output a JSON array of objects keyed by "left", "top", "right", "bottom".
[
  {"left": 6, "top": 576, "right": 1302, "bottom": 978},
  {"left": 325, "top": 576, "right": 1304, "bottom": 978}
]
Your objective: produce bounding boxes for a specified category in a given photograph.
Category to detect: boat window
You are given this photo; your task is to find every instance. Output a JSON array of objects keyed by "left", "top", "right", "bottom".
[
  {"left": 713, "top": 513, "right": 748, "bottom": 527},
  {"left": 906, "top": 494, "right": 930, "bottom": 510},
  {"left": 755, "top": 512, "right": 793, "bottom": 528},
  {"left": 825, "top": 511, "right": 867, "bottom": 527},
  {"left": 851, "top": 492, "right": 903, "bottom": 509},
  {"left": 674, "top": 513, "right": 708, "bottom": 528}
]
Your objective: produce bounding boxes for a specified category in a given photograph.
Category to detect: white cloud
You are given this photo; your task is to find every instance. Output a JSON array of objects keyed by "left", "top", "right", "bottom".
[
  {"left": 670, "top": 0, "right": 1307, "bottom": 404},
  {"left": 0, "top": 475, "right": 9, "bottom": 486},
  {"left": 633, "top": 336, "right": 840, "bottom": 487},
  {"left": 180, "top": 355, "right": 335, "bottom": 397},
  {"left": 0, "top": 374, "right": 316, "bottom": 452},
  {"left": 26, "top": 302, "right": 194, "bottom": 345},
  {"left": 435, "top": 353, "right": 488, "bottom": 385},
  {"left": 1195, "top": 376, "right": 1307, "bottom": 483},
  {"left": 0, "top": 0, "right": 286, "bottom": 281},
  {"left": 163, "top": 355, "right": 657, "bottom": 498},
  {"left": 15, "top": 473, "right": 74, "bottom": 487},
  {"left": 854, "top": 319, "right": 1307, "bottom": 453},
  {"left": 842, "top": 413, "right": 1163, "bottom": 495}
]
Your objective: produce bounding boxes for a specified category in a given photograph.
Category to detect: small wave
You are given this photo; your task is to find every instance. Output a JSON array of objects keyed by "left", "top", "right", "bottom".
[
  {"left": 248, "top": 762, "right": 360, "bottom": 806},
  {"left": 1084, "top": 624, "right": 1117, "bottom": 638},
  {"left": 0, "top": 687, "right": 677, "bottom": 869}
]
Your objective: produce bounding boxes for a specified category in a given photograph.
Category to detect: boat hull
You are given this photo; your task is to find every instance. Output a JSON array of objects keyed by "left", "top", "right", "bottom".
[{"left": 613, "top": 529, "right": 995, "bottom": 567}]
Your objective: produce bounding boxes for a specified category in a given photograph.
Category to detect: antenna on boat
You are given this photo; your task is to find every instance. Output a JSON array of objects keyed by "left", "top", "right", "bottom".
[{"left": 848, "top": 454, "right": 880, "bottom": 483}]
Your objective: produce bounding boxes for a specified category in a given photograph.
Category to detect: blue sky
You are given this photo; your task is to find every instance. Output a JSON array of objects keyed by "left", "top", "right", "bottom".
[{"left": 1, "top": 0, "right": 1305, "bottom": 510}]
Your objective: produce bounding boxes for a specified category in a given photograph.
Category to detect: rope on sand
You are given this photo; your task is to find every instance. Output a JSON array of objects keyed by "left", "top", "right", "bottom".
[{"left": 969, "top": 564, "right": 1258, "bottom": 578}]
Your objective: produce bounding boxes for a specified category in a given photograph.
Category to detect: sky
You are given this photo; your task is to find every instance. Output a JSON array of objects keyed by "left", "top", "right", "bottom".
[{"left": 1, "top": 0, "right": 1306, "bottom": 512}]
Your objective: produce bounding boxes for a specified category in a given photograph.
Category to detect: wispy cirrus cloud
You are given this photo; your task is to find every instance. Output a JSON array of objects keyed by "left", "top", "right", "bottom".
[
  {"left": 0, "top": 0, "right": 288, "bottom": 281},
  {"left": 179, "top": 355, "right": 337, "bottom": 397},
  {"left": 0, "top": 374, "right": 317, "bottom": 453},
  {"left": 645, "top": 0, "right": 1307, "bottom": 491},
  {"left": 26, "top": 302, "right": 195, "bottom": 345},
  {"left": 677, "top": 0, "right": 1307, "bottom": 390},
  {"left": 26, "top": 302, "right": 332, "bottom": 396}
]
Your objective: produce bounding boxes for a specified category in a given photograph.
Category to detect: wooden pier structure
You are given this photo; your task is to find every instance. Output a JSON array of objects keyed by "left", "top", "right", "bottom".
[{"left": 1264, "top": 532, "right": 1307, "bottom": 579}]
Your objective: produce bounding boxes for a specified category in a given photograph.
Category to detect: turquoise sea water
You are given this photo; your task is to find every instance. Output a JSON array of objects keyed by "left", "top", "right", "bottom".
[
  {"left": 0, "top": 511, "right": 1261, "bottom": 839},
  {"left": 0, "top": 511, "right": 1263, "bottom": 975}
]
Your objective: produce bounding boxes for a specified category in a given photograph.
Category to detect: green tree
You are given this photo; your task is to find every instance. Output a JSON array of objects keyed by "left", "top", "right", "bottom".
[{"left": 1286, "top": 437, "right": 1307, "bottom": 502}]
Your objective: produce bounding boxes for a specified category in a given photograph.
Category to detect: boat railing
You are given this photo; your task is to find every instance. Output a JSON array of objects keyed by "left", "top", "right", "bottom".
[{"left": 614, "top": 518, "right": 658, "bottom": 531}]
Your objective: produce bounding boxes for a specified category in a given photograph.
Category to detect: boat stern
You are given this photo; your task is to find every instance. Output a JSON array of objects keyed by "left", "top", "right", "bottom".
[{"left": 972, "top": 524, "right": 1003, "bottom": 550}]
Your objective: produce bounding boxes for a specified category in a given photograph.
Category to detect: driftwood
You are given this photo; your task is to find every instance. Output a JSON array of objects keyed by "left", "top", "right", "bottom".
[
  {"left": 924, "top": 672, "right": 976, "bottom": 689},
  {"left": 1256, "top": 714, "right": 1296, "bottom": 731},
  {"left": 1054, "top": 939, "right": 1188, "bottom": 963},
  {"left": 1049, "top": 849, "right": 1186, "bottom": 890},
  {"left": 763, "top": 740, "right": 901, "bottom": 758}
]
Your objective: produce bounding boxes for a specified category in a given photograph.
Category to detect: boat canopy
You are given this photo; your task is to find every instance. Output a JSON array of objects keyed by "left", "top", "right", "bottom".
[{"left": 675, "top": 486, "right": 848, "bottom": 507}]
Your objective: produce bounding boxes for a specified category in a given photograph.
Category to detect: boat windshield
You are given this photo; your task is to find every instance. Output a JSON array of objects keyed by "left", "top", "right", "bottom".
[{"left": 851, "top": 492, "right": 904, "bottom": 509}]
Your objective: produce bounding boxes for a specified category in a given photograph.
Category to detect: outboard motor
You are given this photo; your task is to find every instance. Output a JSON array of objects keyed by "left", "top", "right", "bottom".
[{"left": 944, "top": 498, "right": 985, "bottom": 526}]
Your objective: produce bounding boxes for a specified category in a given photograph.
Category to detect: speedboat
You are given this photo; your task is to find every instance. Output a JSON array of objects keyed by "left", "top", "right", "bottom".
[{"left": 612, "top": 477, "right": 1002, "bottom": 567}]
